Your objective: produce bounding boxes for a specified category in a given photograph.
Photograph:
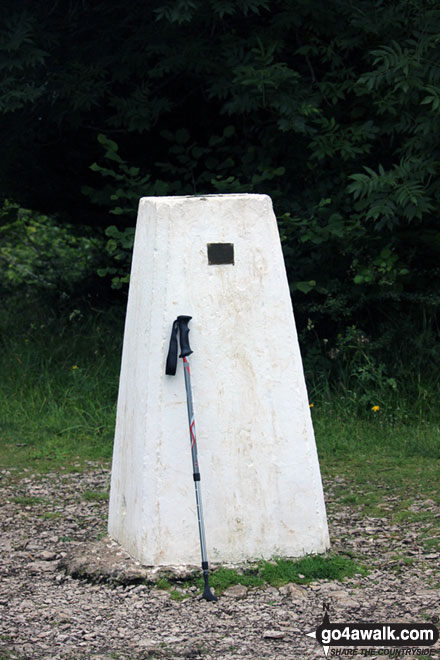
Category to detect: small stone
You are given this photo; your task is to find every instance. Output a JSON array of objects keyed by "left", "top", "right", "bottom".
[
  {"left": 26, "top": 542, "right": 40, "bottom": 551},
  {"left": 150, "top": 588, "right": 171, "bottom": 599},
  {"left": 264, "top": 586, "right": 280, "bottom": 598},
  {"left": 223, "top": 584, "right": 248, "bottom": 598},
  {"left": 319, "top": 581, "right": 347, "bottom": 591},
  {"left": 18, "top": 599, "right": 34, "bottom": 610},
  {"left": 54, "top": 608, "right": 74, "bottom": 622},
  {"left": 263, "top": 630, "right": 285, "bottom": 639},
  {"left": 331, "top": 590, "right": 360, "bottom": 607},
  {"left": 138, "top": 640, "right": 160, "bottom": 652},
  {"left": 278, "top": 583, "right": 307, "bottom": 599},
  {"left": 38, "top": 550, "right": 57, "bottom": 561},
  {"left": 28, "top": 560, "right": 58, "bottom": 573}
]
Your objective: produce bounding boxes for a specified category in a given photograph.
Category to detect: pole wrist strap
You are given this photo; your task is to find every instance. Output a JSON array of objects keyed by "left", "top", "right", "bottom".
[{"left": 165, "top": 319, "right": 179, "bottom": 375}]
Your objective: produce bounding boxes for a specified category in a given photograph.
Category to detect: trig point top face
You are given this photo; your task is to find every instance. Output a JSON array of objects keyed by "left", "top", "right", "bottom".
[{"left": 108, "top": 193, "right": 329, "bottom": 566}]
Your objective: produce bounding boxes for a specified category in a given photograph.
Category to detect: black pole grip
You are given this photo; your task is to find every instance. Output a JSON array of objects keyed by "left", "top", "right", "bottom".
[{"left": 177, "top": 315, "right": 193, "bottom": 358}]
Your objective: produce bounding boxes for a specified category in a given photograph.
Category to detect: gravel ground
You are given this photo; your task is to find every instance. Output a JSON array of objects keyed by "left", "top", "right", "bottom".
[{"left": 0, "top": 464, "right": 439, "bottom": 660}]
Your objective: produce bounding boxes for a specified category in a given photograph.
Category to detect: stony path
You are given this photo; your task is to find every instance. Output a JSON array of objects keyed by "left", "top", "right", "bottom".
[{"left": 0, "top": 465, "right": 439, "bottom": 660}]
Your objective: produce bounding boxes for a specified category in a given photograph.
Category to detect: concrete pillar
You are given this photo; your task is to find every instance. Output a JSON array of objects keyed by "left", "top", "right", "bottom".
[{"left": 108, "top": 194, "right": 329, "bottom": 566}]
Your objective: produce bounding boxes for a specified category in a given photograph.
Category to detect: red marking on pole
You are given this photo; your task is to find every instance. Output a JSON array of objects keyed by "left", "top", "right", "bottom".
[
  {"left": 183, "top": 356, "right": 191, "bottom": 375},
  {"left": 190, "top": 420, "right": 196, "bottom": 447}
]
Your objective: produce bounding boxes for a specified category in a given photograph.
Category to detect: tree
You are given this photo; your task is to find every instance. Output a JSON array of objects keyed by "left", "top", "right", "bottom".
[{"left": 1, "top": 0, "right": 439, "bottom": 381}]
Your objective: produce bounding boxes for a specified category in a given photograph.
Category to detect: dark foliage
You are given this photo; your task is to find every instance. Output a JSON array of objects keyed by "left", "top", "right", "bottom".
[{"left": 1, "top": 0, "right": 439, "bottom": 385}]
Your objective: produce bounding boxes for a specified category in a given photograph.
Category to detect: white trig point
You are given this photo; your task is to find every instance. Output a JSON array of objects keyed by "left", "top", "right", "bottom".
[{"left": 108, "top": 194, "right": 329, "bottom": 566}]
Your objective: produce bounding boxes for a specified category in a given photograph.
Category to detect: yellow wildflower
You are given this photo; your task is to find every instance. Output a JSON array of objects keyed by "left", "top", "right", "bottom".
[
  {"left": 309, "top": 403, "right": 314, "bottom": 408},
  {"left": 72, "top": 365, "right": 79, "bottom": 370},
  {"left": 371, "top": 405, "right": 380, "bottom": 412}
]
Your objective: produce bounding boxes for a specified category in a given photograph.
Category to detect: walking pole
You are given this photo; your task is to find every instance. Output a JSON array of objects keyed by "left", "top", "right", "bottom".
[{"left": 166, "top": 315, "right": 217, "bottom": 602}]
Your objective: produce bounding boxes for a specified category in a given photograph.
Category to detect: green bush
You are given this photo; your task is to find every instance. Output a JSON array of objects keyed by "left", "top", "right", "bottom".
[{"left": 0, "top": 201, "right": 104, "bottom": 300}]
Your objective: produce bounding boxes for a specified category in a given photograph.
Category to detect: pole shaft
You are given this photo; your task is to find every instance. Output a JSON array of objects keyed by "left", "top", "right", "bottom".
[{"left": 182, "top": 356, "right": 209, "bottom": 566}]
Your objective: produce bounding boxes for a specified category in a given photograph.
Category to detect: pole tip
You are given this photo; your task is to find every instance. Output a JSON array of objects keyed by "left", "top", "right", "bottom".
[
  {"left": 201, "top": 573, "right": 218, "bottom": 601},
  {"left": 202, "top": 585, "right": 218, "bottom": 602}
]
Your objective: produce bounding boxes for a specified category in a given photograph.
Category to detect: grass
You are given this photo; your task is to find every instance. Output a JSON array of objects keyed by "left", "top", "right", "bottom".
[
  {"left": 12, "top": 495, "right": 45, "bottom": 506},
  {"left": 1, "top": 302, "right": 438, "bottom": 472},
  {"left": 155, "top": 554, "right": 367, "bottom": 596},
  {"left": 39, "top": 511, "right": 61, "bottom": 520},
  {"left": 207, "top": 554, "right": 367, "bottom": 592},
  {"left": 311, "top": 395, "right": 440, "bottom": 462},
  {"left": 307, "top": 379, "right": 440, "bottom": 517},
  {"left": 156, "top": 579, "right": 192, "bottom": 600},
  {"left": 321, "top": 453, "right": 440, "bottom": 513},
  {"left": 0, "top": 303, "right": 123, "bottom": 471},
  {"left": 82, "top": 489, "right": 109, "bottom": 501},
  {"left": 259, "top": 554, "right": 367, "bottom": 585},
  {"left": 423, "top": 536, "right": 440, "bottom": 552}
]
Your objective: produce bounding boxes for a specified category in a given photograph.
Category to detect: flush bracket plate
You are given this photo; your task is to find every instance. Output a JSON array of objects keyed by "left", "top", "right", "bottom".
[{"left": 207, "top": 243, "right": 234, "bottom": 265}]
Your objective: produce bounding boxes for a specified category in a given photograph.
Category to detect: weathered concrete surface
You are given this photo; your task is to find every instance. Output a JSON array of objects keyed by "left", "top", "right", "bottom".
[
  {"left": 108, "top": 194, "right": 329, "bottom": 565},
  {"left": 59, "top": 535, "right": 201, "bottom": 584}
]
